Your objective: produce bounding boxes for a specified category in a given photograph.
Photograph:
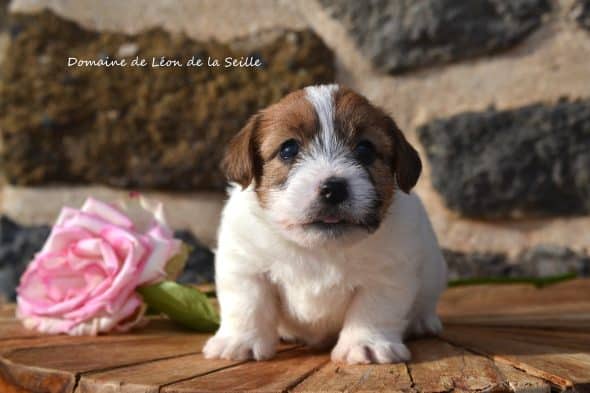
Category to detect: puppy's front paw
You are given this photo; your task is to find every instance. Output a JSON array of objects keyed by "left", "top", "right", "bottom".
[
  {"left": 407, "top": 314, "right": 443, "bottom": 338},
  {"left": 331, "top": 337, "right": 410, "bottom": 364},
  {"left": 203, "top": 332, "right": 277, "bottom": 361}
]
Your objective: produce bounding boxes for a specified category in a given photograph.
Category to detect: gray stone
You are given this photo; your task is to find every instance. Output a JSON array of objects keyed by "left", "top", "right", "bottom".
[
  {"left": 417, "top": 99, "right": 590, "bottom": 218},
  {"left": 572, "top": 0, "right": 590, "bottom": 30},
  {"left": 0, "top": 216, "right": 50, "bottom": 300},
  {"left": 317, "top": 0, "right": 551, "bottom": 74},
  {"left": 445, "top": 245, "right": 590, "bottom": 281},
  {"left": 0, "top": 0, "right": 7, "bottom": 31},
  {"left": 520, "top": 245, "right": 590, "bottom": 277},
  {"left": 173, "top": 230, "right": 215, "bottom": 285},
  {"left": 444, "top": 249, "right": 510, "bottom": 281}
]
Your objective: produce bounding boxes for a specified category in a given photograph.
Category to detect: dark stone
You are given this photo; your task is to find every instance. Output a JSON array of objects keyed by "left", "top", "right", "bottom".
[
  {"left": 0, "top": 11, "right": 335, "bottom": 190},
  {"left": 445, "top": 245, "right": 590, "bottom": 281},
  {"left": 444, "top": 249, "right": 515, "bottom": 280},
  {"left": 572, "top": 0, "right": 590, "bottom": 30},
  {"left": 520, "top": 245, "right": 590, "bottom": 277},
  {"left": 0, "top": 216, "right": 50, "bottom": 301},
  {"left": 417, "top": 99, "right": 590, "bottom": 218},
  {"left": 0, "top": 0, "right": 8, "bottom": 32},
  {"left": 317, "top": 0, "right": 550, "bottom": 74},
  {"left": 173, "top": 230, "right": 215, "bottom": 285}
]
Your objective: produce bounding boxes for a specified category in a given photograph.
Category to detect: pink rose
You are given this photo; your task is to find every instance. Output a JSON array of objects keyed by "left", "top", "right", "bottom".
[{"left": 16, "top": 197, "right": 180, "bottom": 335}]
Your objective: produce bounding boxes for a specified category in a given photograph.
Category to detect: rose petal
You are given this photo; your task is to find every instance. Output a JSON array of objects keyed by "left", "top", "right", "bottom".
[
  {"left": 68, "top": 293, "right": 144, "bottom": 335},
  {"left": 137, "top": 236, "right": 180, "bottom": 285},
  {"left": 41, "top": 226, "right": 92, "bottom": 254},
  {"left": 57, "top": 211, "right": 123, "bottom": 237},
  {"left": 54, "top": 207, "right": 79, "bottom": 227},
  {"left": 20, "top": 293, "right": 145, "bottom": 336},
  {"left": 81, "top": 197, "right": 134, "bottom": 229},
  {"left": 139, "top": 197, "right": 172, "bottom": 235}
]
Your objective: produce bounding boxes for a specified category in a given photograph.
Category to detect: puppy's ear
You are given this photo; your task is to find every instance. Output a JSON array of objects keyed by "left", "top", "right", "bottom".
[
  {"left": 222, "top": 114, "right": 262, "bottom": 188},
  {"left": 388, "top": 118, "right": 422, "bottom": 193}
]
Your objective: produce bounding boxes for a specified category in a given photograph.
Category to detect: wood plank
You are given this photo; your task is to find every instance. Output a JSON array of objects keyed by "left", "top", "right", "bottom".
[
  {"left": 495, "top": 362, "right": 550, "bottom": 393},
  {"left": 0, "top": 318, "right": 197, "bottom": 355},
  {"left": 162, "top": 348, "right": 329, "bottom": 393},
  {"left": 443, "top": 308, "right": 590, "bottom": 330},
  {"left": 4, "top": 334, "right": 210, "bottom": 372},
  {"left": 407, "top": 338, "right": 509, "bottom": 393},
  {"left": 0, "top": 356, "right": 75, "bottom": 393},
  {"left": 0, "top": 320, "right": 42, "bottom": 341},
  {"left": 1, "top": 334, "right": 210, "bottom": 393},
  {"left": 76, "top": 344, "right": 298, "bottom": 393},
  {"left": 1, "top": 332, "right": 188, "bottom": 356},
  {"left": 77, "top": 353, "right": 243, "bottom": 393},
  {"left": 442, "top": 325, "right": 590, "bottom": 392},
  {"left": 439, "top": 279, "right": 590, "bottom": 319},
  {"left": 292, "top": 360, "right": 412, "bottom": 392},
  {"left": 293, "top": 338, "right": 519, "bottom": 393},
  {"left": 0, "top": 303, "right": 16, "bottom": 319},
  {"left": 480, "top": 327, "right": 590, "bottom": 352},
  {"left": 0, "top": 317, "right": 193, "bottom": 343},
  {"left": 0, "top": 316, "right": 201, "bottom": 392}
]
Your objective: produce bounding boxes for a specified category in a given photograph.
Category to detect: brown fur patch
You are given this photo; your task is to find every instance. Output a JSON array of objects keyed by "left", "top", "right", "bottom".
[
  {"left": 255, "top": 90, "right": 319, "bottom": 205},
  {"left": 334, "top": 88, "right": 399, "bottom": 217},
  {"left": 221, "top": 114, "right": 262, "bottom": 188}
]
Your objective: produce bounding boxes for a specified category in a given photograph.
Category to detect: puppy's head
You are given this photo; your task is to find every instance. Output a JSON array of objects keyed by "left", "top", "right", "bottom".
[{"left": 223, "top": 84, "right": 421, "bottom": 248}]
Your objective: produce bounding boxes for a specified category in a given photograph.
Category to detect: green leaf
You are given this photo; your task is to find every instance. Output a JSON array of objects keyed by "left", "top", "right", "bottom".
[
  {"left": 164, "top": 242, "right": 192, "bottom": 281},
  {"left": 138, "top": 281, "right": 220, "bottom": 332}
]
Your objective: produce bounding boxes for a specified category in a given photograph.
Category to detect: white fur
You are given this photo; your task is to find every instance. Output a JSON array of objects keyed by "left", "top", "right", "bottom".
[
  {"left": 267, "top": 152, "right": 375, "bottom": 248},
  {"left": 304, "top": 84, "right": 339, "bottom": 157},
  {"left": 204, "top": 188, "right": 447, "bottom": 363},
  {"left": 203, "top": 84, "right": 447, "bottom": 364}
]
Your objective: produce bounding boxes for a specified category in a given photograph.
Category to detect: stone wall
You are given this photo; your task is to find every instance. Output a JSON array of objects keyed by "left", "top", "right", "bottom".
[
  {"left": 1, "top": 0, "right": 590, "bottom": 280},
  {"left": 417, "top": 99, "right": 590, "bottom": 218},
  {"left": 1, "top": 11, "right": 334, "bottom": 189}
]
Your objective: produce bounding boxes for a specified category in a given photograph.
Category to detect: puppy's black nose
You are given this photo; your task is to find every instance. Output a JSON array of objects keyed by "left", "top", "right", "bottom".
[{"left": 320, "top": 177, "right": 349, "bottom": 205}]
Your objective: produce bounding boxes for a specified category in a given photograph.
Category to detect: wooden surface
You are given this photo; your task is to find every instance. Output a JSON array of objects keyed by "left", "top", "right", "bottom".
[{"left": 1, "top": 280, "right": 589, "bottom": 393}]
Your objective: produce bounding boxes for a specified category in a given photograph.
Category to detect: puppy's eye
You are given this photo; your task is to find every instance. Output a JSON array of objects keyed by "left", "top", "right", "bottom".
[
  {"left": 279, "top": 139, "right": 299, "bottom": 161},
  {"left": 354, "top": 140, "right": 376, "bottom": 165}
]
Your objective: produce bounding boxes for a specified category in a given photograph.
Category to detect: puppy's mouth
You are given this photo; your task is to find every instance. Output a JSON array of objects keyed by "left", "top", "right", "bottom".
[{"left": 302, "top": 215, "right": 361, "bottom": 232}]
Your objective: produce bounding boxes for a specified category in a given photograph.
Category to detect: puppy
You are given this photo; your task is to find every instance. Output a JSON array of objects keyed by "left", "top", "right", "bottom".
[{"left": 203, "top": 84, "right": 447, "bottom": 364}]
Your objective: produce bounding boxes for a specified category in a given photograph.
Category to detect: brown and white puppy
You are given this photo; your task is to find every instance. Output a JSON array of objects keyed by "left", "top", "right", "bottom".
[{"left": 204, "top": 85, "right": 447, "bottom": 364}]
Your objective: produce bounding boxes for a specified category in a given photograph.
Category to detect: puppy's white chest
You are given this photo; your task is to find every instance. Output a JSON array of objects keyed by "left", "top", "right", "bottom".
[{"left": 268, "top": 256, "right": 354, "bottom": 324}]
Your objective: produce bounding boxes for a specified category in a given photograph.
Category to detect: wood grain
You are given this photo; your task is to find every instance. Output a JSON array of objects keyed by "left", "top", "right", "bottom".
[
  {"left": 4, "top": 335, "right": 209, "bottom": 373},
  {"left": 0, "top": 357, "right": 75, "bottom": 393},
  {"left": 439, "top": 279, "right": 590, "bottom": 319},
  {"left": 77, "top": 353, "right": 243, "bottom": 393},
  {"left": 76, "top": 344, "right": 298, "bottom": 393},
  {"left": 292, "top": 360, "right": 412, "bottom": 392},
  {"left": 0, "top": 303, "right": 16, "bottom": 319},
  {"left": 495, "top": 362, "right": 550, "bottom": 393},
  {"left": 443, "top": 308, "right": 590, "bottom": 330},
  {"left": 0, "top": 321, "right": 42, "bottom": 341},
  {"left": 162, "top": 348, "right": 329, "bottom": 393},
  {"left": 442, "top": 325, "right": 590, "bottom": 391},
  {"left": 1, "top": 322, "right": 198, "bottom": 358},
  {"left": 1, "top": 335, "right": 208, "bottom": 393},
  {"left": 407, "top": 338, "right": 508, "bottom": 392},
  {"left": 0, "top": 317, "right": 192, "bottom": 344}
]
